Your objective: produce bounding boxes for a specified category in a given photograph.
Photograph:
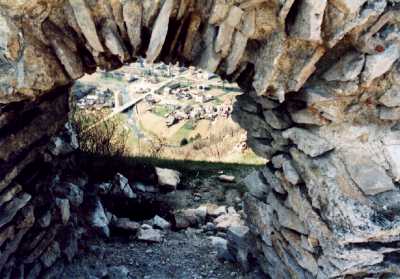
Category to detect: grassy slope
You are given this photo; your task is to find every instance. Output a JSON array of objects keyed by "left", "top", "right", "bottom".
[{"left": 77, "top": 151, "right": 261, "bottom": 185}]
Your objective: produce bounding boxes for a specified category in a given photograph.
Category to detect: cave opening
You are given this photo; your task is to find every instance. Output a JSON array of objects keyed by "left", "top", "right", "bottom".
[{"left": 55, "top": 60, "right": 268, "bottom": 278}]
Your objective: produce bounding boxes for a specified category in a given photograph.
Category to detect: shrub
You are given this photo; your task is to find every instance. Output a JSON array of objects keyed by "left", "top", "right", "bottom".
[
  {"left": 71, "top": 107, "right": 128, "bottom": 157},
  {"left": 180, "top": 138, "right": 189, "bottom": 146}
]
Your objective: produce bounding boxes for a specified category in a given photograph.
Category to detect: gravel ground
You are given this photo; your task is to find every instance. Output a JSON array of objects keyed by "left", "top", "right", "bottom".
[
  {"left": 61, "top": 170, "right": 265, "bottom": 279},
  {"left": 61, "top": 229, "right": 266, "bottom": 279}
]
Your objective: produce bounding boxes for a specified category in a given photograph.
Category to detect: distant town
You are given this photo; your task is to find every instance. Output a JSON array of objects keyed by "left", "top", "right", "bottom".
[{"left": 71, "top": 60, "right": 264, "bottom": 164}]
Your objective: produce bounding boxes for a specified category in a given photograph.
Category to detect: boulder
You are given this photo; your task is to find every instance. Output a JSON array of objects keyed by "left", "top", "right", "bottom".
[
  {"left": 137, "top": 227, "right": 163, "bottom": 242},
  {"left": 174, "top": 208, "right": 202, "bottom": 229},
  {"left": 213, "top": 213, "right": 245, "bottom": 231},
  {"left": 152, "top": 215, "right": 171, "bottom": 230},
  {"left": 209, "top": 236, "right": 235, "bottom": 262},
  {"left": 206, "top": 204, "right": 227, "bottom": 218},
  {"left": 88, "top": 198, "right": 110, "bottom": 238},
  {"left": 113, "top": 218, "right": 140, "bottom": 232},
  {"left": 53, "top": 182, "right": 83, "bottom": 208},
  {"left": 112, "top": 173, "right": 136, "bottom": 199},
  {"left": 155, "top": 167, "right": 181, "bottom": 191}
]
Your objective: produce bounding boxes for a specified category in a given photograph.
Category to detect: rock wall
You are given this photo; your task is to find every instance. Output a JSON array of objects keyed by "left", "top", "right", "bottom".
[
  {"left": 0, "top": 87, "right": 81, "bottom": 278},
  {"left": 0, "top": 0, "right": 400, "bottom": 278}
]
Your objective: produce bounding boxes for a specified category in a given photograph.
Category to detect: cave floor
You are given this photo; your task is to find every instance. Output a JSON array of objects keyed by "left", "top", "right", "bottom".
[
  {"left": 61, "top": 230, "right": 265, "bottom": 279},
  {"left": 61, "top": 164, "right": 266, "bottom": 279}
]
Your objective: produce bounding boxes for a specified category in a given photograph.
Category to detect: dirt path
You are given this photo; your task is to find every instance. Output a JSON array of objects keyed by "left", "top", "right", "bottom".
[{"left": 61, "top": 229, "right": 265, "bottom": 279}]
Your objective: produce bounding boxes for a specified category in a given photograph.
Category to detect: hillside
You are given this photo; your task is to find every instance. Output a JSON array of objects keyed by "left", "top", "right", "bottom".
[{"left": 71, "top": 60, "right": 265, "bottom": 164}]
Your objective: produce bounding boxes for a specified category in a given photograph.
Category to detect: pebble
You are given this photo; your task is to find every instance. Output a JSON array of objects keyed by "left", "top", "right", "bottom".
[{"left": 218, "top": 175, "right": 236, "bottom": 183}]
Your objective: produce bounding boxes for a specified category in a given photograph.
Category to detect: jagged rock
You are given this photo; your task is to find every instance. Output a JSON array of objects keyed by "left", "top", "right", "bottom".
[
  {"left": 227, "top": 225, "right": 251, "bottom": 271},
  {"left": 282, "top": 160, "right": 301, "bottom": 185},
  {"left": 100, "top": 21, "right": 129, "bottom": 62},
  {"left": 362, "top": 44, "right": 400, "bottom": 86},
  {"left": 243, "top": 171, "right": 270, "bottom": 198},
  {"left": 261, "top": 166, "right": 286, "bottom": 194},
  {"left": 88, "top": 198, "right": 110, "bottom": 238},
  {"left": 146, "top": 0, "right": 174, "bottom": 63},
  {"left": 281, "top": 229, "right": 318, "bottom": 276},
  {"left": 209, "top": 236, "right": 235, "bottom": 262},
  {"left": 137, "top": 227, "right": 163, "bottom": 242},
  {"left": 263, "top": 110, "right": 291, "bottom": 130},
  {"left": 49, "top": 136, "right": 75, "bottom": 156},
  {"left": 152, "top": 215, "right": 171, "bottom": 230},
  {"left": 112, "top": 173, "right": 136, "bottom": 199},
  {"left": 226, "top": 31, "right": 248, "bottom": 75},
  {"left": 155, "top": 167, "right": 181, "bottom": 191},
  {"left": 42, "top": 19, "right": 83, "bottom": 80},
  {"left": 215, "top": 6, "right": 243, "bottom": 58},
  {"left": 38, "top": 211, "right": 52, "bottom": 228},
  {"left": 198, "top": 25, "right": 221, "bottom": 72},
  {"left": 383, "top": 132, "right": 400, "bottom": 181},
  {"left": 209, "top": 2, "right": 229, "bottom": 24},
  {"left": 40, "top": 241, "right": 61, "bottom": 268},
  {"left": 213, "top": 212, "right": 245, "bottom": 231},
  {"left": 56, "top": 198, "right": 70, "bottom": 225},
  {"left": 174, "top": 208, "right": 203, "bottom": 229},
  {"left": 206, "top": 205, "right": 227, "bottom": 218},
  {"left": 330, "top": 0, "right": 367, "bottom": 14},
  {"left": 290, "top": 0, "right": 327, "bottom": 42},
  {"left": 344, "top": 153, "right": 396, "bottom": 195},
  {"left": 289, "top": 109, "right": 328, "bottom": 126},
  {"left": 123, "top": 0, "right": 142, "bottom": 53},
  {"left": 267, "top": 192, "right": 307, "bottom": 234},
  {"left": 379, "top": 85, "right": 400, "bottom": 107},
  {"left": 271, "top": 154, "right": 289, "bottom": 169},
  {"left": 380, "top": 106, "right": 400, "bottom": 120},
  {"left": 60, "top": 227, "right": 78, "bottom": 262},
  {"left": 194, "top": 205, "right": 208, "bottom": 223},
  {"left": 96, "top": 182, "right": 113, "bottom": 195},
  {"left": 113, "top": 218, "right": 140, "bottom": 232},
  {"left": 68, "top": 0, "right": 104, "bottom": 53},
  {"left": 0, "top": 183, "right": 22, "bottom": 206},
  {"left": 0, "top": 193, "right": 31, "bottom": 228},
  {"left": 53, "top": 182, "right": 84, "bottom": 208},
  {"left": 282, "top": 128, "right": 334, "bottom": 157},
  {"left": 323, "top": 52, "right": 365, "bottom": 82}
]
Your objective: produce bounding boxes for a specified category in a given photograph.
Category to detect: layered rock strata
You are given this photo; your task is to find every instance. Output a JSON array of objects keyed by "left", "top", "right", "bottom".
[{"left": 0, "top": 0, "right": 400, "bottom": 278}]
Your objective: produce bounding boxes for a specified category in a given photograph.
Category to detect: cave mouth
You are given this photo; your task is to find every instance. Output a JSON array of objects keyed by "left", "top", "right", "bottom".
[
  {"left": 52, "top": 60, "right": 268, "bottom": 278},
  {"left": 69, "top": 59, "right": 266, "bottom": 165}
]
